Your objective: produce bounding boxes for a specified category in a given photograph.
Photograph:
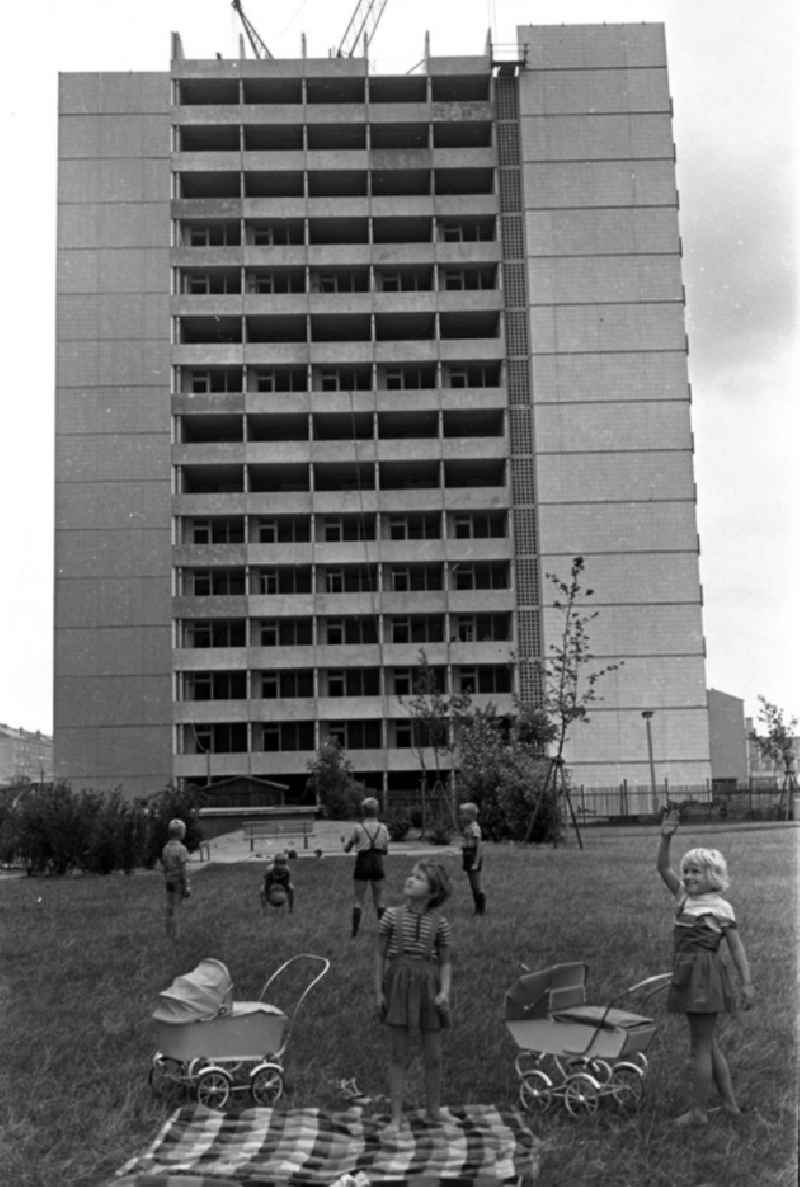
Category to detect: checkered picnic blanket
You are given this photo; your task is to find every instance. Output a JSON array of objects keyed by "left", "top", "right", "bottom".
[{"left": 112, "top": 1104, "right": 540, "bottom": 1185}]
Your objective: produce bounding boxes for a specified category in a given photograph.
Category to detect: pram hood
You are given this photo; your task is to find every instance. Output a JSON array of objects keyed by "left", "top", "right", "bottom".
[{"left": 153, "top": 958, "right": 234, "bottom": 1024}]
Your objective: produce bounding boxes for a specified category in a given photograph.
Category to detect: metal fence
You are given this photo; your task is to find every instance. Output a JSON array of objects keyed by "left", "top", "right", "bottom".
[{"left": 572, "top": 778, "right": 788, "bottom": 824}]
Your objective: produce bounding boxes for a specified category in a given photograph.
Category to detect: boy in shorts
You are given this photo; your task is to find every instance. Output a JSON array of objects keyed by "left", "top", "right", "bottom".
[
  {"left": 161, "top": 818, "right": 191, "bottom": 941},
  {"left": 459, "top": 802, "right": 486, "bottom": 915}
]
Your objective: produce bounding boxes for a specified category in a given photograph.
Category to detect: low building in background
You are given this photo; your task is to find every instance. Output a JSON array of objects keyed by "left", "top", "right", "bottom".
[
  {"left": 0, "top": 724, "right": 54, "bottom": 786},
  {"left": 707, "top": 690, "right": 747, "bottom": 789}
]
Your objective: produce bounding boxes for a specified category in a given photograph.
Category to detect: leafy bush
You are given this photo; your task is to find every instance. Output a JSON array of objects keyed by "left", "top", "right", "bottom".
[
  {"left": 427, "top": 825, "right": 453, "bottom": 845},
  {"left": 0, "top": 782, "right": 204, "bottom": 876},
  {"left": 386, "top": 814, "right": 411, "bottom": 842},
  {"left": 306, "top": 740, "right": 365, "bottom": 820}
]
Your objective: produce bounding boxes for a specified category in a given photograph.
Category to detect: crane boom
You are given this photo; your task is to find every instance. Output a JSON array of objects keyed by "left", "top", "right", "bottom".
[
  {"left": 231, "top": 0, "right": 273, "bottom": 59},
  {"left": 336, "top": 0, "right": 390, "bottom": 58}
]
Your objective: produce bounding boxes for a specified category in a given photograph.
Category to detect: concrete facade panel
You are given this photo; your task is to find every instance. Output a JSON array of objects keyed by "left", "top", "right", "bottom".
[
  {"left": 58, "top": 248, "right": 169, "bottom": 294},
  {"left": 56, "top": 436, "right": 170, "bottom": 482},
  {"left": 56, "top": 627, "right": 172, "bottom": 676},
  {"left": 542, "top": 603, "right": 704, "bottom": 656},
  {"left": 538, "top": 503, "right": 697, "bottom": 552},
  {"left": 520, "top": 114, "right": 674, "bottom": 161},
  {"left": 56, "top": 341, "right": 170, "bottom": 387},
  {"left": 55, "top": 482, "right": 170, "bottom": 530},
  {"left": 526, "top": 209, "right": 679, "bottom": 256},
  {"left": 522, "top": 161, "right": 676, "bottom": 208},
  {"left": 540, "top": 552, "right": 702, "bottom": 605},
  {"left": 55, "top": 725, "right": 173, "bottom": 795},
  {"left": 530, "top": 303, "right": 686, "bottom": 353},
  {"left": 519, "top": 68, "right": 670, "bottom": 116},
  {"left": 56, "top": 676, "right": 172, "bottom": 727},
  {"left": 58, "top": 203, "right": 171, "bottom": 249},
  {"left": 528, "top": 256, "right": 683, "bottom": 305},
  {"left": 58, "top": 72, "right": 170, "bottom": 115},
  {"left": 579, "top": 655, "right": 707, "bottom": 708},
  {"left": 55, "top": 578, "right": 170, "bottom": 628},
  {"left": 58, "top": 158, "right": 169, "bottom": 204},
  {"left": 56, "top": 388, "right": 171, "bottom": 435},
  {"left": 564, "top": 708, "right": 709, "bottom": 768},
  {"left": 536, "top": 451, "right": 694, "bottom": 502},
  {"left": 55, "top": 529, "right": 170, "bottom": 579},
  {"left": 519, "top": 24, "right": 666, "bottom": 69},
  {"left": 59, "top": 113, "right": 170, "bottom": 158},
  {"left": 531, "top": 351, "right": 689, "bottom": 403},
  {"left": 535, "top": 401, "right": 692, "bottom": 452},
  {"left": 57, "top": 294, "right": 171, "bottom": 341}
]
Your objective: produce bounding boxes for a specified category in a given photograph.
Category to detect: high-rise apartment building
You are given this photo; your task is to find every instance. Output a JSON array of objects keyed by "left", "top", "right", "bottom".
[{"left": 55, "top": 23, "right": 712, "bottom": 801}]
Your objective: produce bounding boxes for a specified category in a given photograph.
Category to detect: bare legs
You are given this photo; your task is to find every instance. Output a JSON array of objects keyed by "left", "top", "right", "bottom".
[
  {"left": 388, "top": 1027, "right": 442, "bottom": 1128},
  {"left": 679, "top": 1013, "right": 739, "bottom": 1124},
  {"left": 352, "top": 879, "right": 384, "bottom": 937}
]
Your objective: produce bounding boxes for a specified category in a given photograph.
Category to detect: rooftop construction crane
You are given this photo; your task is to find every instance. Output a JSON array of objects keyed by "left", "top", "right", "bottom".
[
  {"left": 335, "top": 0, "right": 391, "bottom": 58},
  {"left": 232, "top": 0, "right": 391, "bottom": 60},
  {"left": 231, "top": 0, "right": 273, "bottom": 59}
]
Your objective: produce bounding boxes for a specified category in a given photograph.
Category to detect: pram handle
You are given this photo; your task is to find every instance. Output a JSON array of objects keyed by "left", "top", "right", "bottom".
[
  {"left": 557, "top": 971, "right": 671, "bottom": 1060},
  {"left": 258, "top": 953, "right": 330, "bottom": 1056}
]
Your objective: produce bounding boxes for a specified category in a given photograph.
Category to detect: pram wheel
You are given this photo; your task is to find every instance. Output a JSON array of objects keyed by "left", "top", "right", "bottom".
[
  {"left": 251, "top": 1062, "right": 284, "bottom": 1106},
  {"left": 610, "top": 1062, "right": 645, "bottom": 1113},
  {"left": 519, "top": 1070, "right": 553, "bottom": 1113},
  {"left": 196, "top": 1066, "right": 232, "bottom": 1110},
  {"left": 563, "top": 1073, "right": 600, "bottom": 1116}
]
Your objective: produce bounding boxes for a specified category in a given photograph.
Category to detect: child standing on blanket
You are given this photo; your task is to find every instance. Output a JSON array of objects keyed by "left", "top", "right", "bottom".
[
  {"left": 343, "top": 797, "right": 389, "bottom": 937},
  {"left": 376, "top": 860, "right": 452, "bottom": 1130},
  {"left": 161, "top": 818, "right": 191, "bottom": 942},
  {"left": 458, "top": 801, "right": 486, "bottom": 915},
  {"left": 260, "top": 851, "right": 295, "bottom": 913},
  {"left": 657, "top": 806, "right": 755, "bottom": 1125}
]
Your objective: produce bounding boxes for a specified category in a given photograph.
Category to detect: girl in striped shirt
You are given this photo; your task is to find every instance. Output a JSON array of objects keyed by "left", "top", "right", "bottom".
[{"left": 376, "top": 860, "right": 452, "bottom": 1130}]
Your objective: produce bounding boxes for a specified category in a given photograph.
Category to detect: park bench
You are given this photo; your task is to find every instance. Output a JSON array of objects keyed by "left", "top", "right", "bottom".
[{"left": 243, "top": 818, "right": 316, "bottom": 852}]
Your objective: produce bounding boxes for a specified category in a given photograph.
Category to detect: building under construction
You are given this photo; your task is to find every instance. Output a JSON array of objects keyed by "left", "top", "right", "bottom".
[{"left": 54, "top": 17, "right": 712, "bottom": 801}]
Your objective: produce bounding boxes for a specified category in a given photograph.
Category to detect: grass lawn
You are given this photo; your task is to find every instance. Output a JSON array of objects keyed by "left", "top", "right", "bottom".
[{"left": 1, "top": 826, "right": 796, "bottom": 1187}]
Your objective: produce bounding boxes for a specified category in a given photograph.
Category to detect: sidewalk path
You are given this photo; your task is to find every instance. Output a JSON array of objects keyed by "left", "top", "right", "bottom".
[{"left": 191, "top": 820, "right": 461, "bottom": 867}]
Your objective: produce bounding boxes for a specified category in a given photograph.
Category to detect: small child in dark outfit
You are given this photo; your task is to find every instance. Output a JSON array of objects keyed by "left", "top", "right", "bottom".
[
  {"left": 458, "top": 802, "right": 486, "bottom": 915},
  {"left": 260, "top": 851, "right": 294, "bottom": 913},
  {"left": 161, "top": 818, "right": 191, "bottom": 941}
]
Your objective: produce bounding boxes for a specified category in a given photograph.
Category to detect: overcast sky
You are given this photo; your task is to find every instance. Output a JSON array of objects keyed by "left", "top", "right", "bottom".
[{"left": 0, "top": 0, "right": 796, "bottom": 737}]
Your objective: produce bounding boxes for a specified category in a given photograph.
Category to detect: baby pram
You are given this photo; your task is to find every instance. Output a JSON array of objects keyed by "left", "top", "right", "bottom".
[
  {"left": 149, "top": 954, "right": 329, "bottom": 1110},
  {"left": 505, "top": 962, "right": 670, "bottom": 1116}
]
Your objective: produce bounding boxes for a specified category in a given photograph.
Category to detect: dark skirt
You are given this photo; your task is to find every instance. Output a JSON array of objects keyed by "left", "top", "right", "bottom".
[
  {"left": 383, "top": 955, "right": 445, "bottom": 1032},
  {"left": 666, "top": 949, "right": 735, "bottom": 1015}
]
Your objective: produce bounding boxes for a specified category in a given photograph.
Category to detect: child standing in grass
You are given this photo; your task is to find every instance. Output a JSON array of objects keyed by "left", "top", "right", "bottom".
[
  {"left": 458, "top": 801, "right": 486, "bottom": 915},
  {"left": 161, "top": 818, "right": 191, "bottom": 941},
  {"left": 343, "top": 797, "right": 389, "bottom": 937},
  {"left": 657, "top": 807, "right": 755, "bottom": 1125},
  {"left": 260, "top": 851, "right": 295, "bottom": 913},
  {"left": 376, "top": 860, "right": 452, "bottom": 1131}
]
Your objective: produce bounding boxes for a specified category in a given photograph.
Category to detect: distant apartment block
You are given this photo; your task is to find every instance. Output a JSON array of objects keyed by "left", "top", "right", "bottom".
[
  {"left": 54, "top": 22, "right": 711, "bottom": 800},
  {"left": 0, "top": 724, "right": 54, "bottom": 785}
]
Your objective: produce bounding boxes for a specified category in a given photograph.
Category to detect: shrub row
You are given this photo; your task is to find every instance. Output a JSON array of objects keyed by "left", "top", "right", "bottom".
[{"left": 0, "top": 783, "right": 204, "bottom": 876}]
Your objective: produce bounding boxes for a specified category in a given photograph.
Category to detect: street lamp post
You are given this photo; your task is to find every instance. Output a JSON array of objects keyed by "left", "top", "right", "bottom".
[{"left": 641, "top": 711, "right": 657, "bottom": 806}]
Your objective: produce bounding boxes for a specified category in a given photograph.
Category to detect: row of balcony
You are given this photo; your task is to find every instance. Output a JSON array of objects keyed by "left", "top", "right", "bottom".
[
  {"left": 174, "top": 610, "right": 511, "bottom": 648},
  {"left": 175, "top": 126, "right": 492, "bottom": 154},
  {"left": 174, "top": 76, "right": 490, "bottom": 109}
]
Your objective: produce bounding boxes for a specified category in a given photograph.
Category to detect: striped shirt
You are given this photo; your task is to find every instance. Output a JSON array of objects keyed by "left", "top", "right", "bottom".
[{"left": 379, "top": 905, "right": 451, "bottom": 960}]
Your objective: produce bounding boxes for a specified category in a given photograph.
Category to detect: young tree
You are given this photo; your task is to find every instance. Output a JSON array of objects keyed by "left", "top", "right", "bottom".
[
  {"left": 750, "top": 696, "right": 798, "bottom": 817},
  {"left": 306, "top": 738, "right": 365, "bottom": 820},
  {"left": 402, "top": 649, "right": 471, "bottom": 839},
  {"left": 524, "top": 556, "right": 621, "bottom": 847}
]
